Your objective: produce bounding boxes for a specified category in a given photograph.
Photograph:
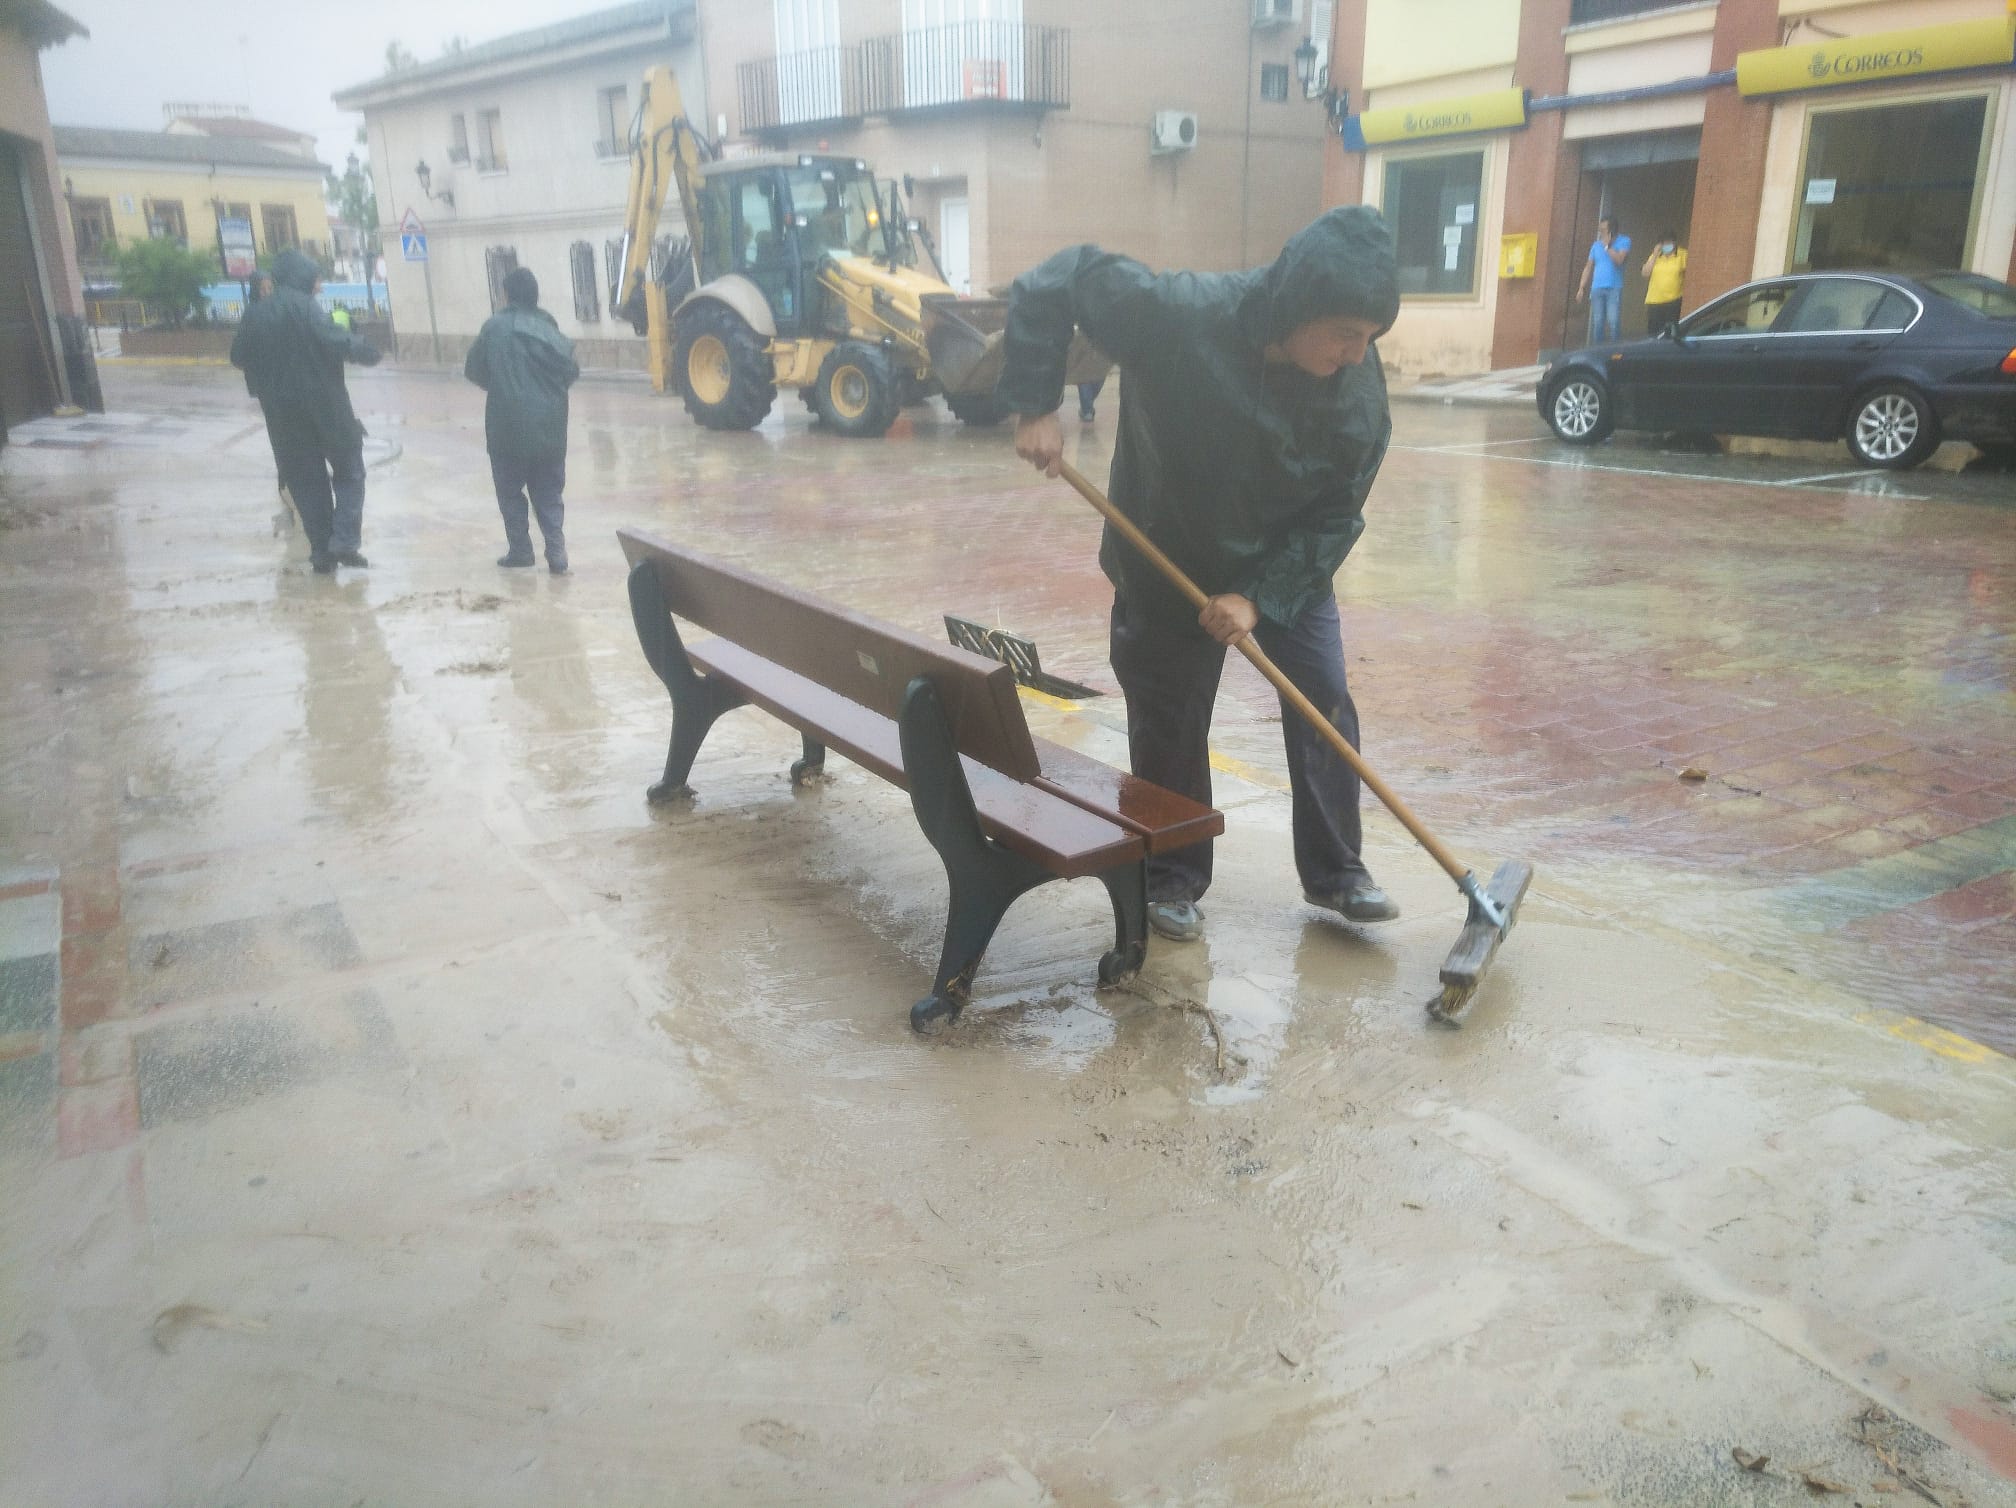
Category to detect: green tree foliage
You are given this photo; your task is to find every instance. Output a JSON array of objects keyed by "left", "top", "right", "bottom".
[
  {"left": 114, "top": 237, "right": 214, "bottom": 326},
  {"left": 325, "top": 152, "right": 380, "bottom": 244},
  {"left": 384, "top": 39, "right": 417, "bottom": 72}
]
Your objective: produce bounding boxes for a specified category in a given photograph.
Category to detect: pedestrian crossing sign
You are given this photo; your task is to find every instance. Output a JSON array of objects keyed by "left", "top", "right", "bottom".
[{"left": 400, "top": 208, "right": 427, "bottom": 263}]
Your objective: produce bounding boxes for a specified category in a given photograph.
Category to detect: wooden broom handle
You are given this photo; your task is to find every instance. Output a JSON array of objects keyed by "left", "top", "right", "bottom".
[{"left": 1055, "top": 459, "right": 1470, "bottom": 884}]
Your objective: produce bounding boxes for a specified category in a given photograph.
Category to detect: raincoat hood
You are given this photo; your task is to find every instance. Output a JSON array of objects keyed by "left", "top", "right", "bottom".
[
  {"left": 272, "top": 248, "right": 320, "bottom": 294},
  {"left": 1246, "top": 206, "right": 1400, "bottom": 346}
]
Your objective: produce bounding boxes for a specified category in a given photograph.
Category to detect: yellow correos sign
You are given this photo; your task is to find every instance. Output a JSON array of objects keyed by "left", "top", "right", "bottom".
[
  {"left": 1737, "top": 16, "right": 2014, "bottom": 96},
  {"left": 1352, "top": 88, "right": 1527, "bottom": 147}
]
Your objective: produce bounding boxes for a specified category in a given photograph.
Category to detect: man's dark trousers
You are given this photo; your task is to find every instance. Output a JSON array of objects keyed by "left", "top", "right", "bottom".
[
  {"left": 1110, "top": 590, "right": 1369, "bottom": 904},
  {"left": 491, "top": 452, "right": 566, "bottom": 568},
  {"left": 261, "top": 400, "right": 364, "bottom": 558}
]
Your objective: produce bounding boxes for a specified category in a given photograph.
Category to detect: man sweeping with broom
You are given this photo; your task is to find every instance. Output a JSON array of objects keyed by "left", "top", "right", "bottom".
[{"left": 999, "top": 206, "right": 1403, "bottom": 945}]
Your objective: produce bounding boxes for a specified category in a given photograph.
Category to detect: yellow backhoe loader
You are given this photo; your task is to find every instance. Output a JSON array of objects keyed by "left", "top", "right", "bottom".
[{"left": 610, "top": 66, "right": 1105, "bottom": 438}]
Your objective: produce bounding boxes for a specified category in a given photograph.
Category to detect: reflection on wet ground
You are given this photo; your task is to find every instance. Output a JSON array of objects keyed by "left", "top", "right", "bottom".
[{"left": 1, "top": 365, "right": 2012, "bottom": 1505}]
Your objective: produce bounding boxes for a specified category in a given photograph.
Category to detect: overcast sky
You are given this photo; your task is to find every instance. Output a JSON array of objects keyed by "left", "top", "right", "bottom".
[{"left": 41, "top": 0, "right": 590, "bottom": 183}]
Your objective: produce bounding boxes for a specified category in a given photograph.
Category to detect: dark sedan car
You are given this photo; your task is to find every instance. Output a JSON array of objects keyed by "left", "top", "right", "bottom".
[{"left": 1539, "top": 271, "right": 2016, "bottom": 468}]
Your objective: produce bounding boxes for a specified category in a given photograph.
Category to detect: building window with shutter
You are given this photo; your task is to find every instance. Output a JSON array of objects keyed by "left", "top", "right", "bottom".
[
  {"left": 485, "top": 246, "right": 519, "bottom": 311},
  {"left": 1260, "top": 63, "right": 1289, "bottom": 102},
  {"left": 449, "top": 113, "right": 470, "bottom": 164},
  {"left": 145, "top": 199, "right": 188, "bottom": 243},
  {"left": 261, "top": 204, "right": 299, "bottom": 251},
  {"left": 70, "top": 197, "right": 116, "bottom": 259},
  {"left": 477, "top": 109, "right": 507, "bottom": 172},
  {"left": 597, "top": 86, "right": 628, "bottom": 158},
  {"left": 570, "top": 241, "right": 599, "bottom": 322}
]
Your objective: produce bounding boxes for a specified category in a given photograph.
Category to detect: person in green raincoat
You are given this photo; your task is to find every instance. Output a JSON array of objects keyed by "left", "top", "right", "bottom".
[
  {"left": 464, "top": 267, "right": 581, "bottom": 574},
  {"left": 998, "top": 206, "right": 1401, "bottom": 943},
  {"left": 230, "top": 249, "right": 381, "bottom": 573}
]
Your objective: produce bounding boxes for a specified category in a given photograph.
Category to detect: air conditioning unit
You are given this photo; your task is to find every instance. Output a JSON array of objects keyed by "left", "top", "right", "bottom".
[
  {"left": 1151, "top": 110, "right": 1198, "bottom": 155},
  {"left": 1251, "top": 0, "right": 1294, "bottom": 30}
]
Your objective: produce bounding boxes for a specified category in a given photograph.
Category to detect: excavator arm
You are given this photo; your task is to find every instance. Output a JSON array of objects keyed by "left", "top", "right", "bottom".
[{"left": 611, "top": 64, "right": 714, "bottom": 336}]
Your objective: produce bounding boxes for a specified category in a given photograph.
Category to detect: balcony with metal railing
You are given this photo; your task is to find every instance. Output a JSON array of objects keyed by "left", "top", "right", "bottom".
[
  {"left": 739, "top": 21, "right": 1069, "bottom": 135},
  {"left": 1569, "top": 0, "right": 1712, "bottom": 24}
]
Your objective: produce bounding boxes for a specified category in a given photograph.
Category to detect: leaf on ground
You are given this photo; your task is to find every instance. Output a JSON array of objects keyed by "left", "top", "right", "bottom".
[
  {"left": 1731, "top": 1447, "right": 1770, "bottom": 1472},
  {"left": 1800, "top": 1470, "right": 1849, "bottom": 1494},
  {"left": 1679, "top": 766, "right": 1710, "bottom": 781}
]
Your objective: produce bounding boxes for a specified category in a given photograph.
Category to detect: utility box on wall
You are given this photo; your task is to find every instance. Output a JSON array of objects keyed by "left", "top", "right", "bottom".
[
  {"left": 1151, "top": 110, "right": 1198, "bottom": 155},
  {"left": 1499, "top": 233, "right": 1537, "bottom": 279}
]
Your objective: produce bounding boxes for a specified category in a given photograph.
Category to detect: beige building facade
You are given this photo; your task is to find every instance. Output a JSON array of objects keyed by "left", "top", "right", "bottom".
[
  {"left": 1, "top": 0, "right": 87, "bottom": 427},
  {"left": 52, "top": 126, "right": 332, "bottom": 284},
  {"left": 702, "top": 0, "right": 1336, "bottom": 297}
]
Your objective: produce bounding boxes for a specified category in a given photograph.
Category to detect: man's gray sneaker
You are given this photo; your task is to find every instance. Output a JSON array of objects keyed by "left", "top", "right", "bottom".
[
  {"left": 1147, "top": 900, "right": 1203, "bottom": 942},
  {"left": 1304, "top": 884, "right": 1400, "bottom": 924}
]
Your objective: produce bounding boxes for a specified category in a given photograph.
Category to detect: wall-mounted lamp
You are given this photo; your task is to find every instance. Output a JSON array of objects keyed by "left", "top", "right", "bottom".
[
  {"left": 415, "top": 159, "right": 454, "bottom": 209},
  {"left": 1294, "top": 34, "right": 1350, "bottom": 126}
]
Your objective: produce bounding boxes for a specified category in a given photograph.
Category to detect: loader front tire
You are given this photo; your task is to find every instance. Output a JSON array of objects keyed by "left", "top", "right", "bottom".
[
  {"left": 812, "top": 342, "right": 901, "bottom": 438},
  {"left": 674, "top": 302, "right": 776, "bottom": 432}
]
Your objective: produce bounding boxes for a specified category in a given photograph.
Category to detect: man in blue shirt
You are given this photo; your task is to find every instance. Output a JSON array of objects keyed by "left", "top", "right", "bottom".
[{"left": 1576, "top": 215, "right": 1631, "bottom": 345}]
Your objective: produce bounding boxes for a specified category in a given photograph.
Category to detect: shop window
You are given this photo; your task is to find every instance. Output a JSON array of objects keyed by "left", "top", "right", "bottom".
[
  {"left": 69, "top": 196, "right": 115, "bottom": 259},
  {"left": 485, "top": 246, "right": 519, "bottom": 311},
  {"left": 1792, "top": 95, "right": 1988, "bottom": 274},
  {"left": 570, "top": 241, "right": 600, "bottom": 322},
  {"left": 145, "top": 199, "right": 188, "bottom": 243},
  {"left": 1687, "top": 283, "right": 1794, "bottom": 337},
  {"left": 1260, "top": 64, "right": 1289, "bottom": 103},
  {"left": 477, "top": 109, "right": 508, "bottom": 172},
  {"left": 449, "top": 113, "right": 470, "bottom": 164},
  {"left": 261, "top": 204, "right": 299, "bottom": 251},
  {"left": 597, "top": 85, "right": 628, "bottom": 157},
  {"left": 1381, "top": 151, "right": 1483, "bottom": 297}
]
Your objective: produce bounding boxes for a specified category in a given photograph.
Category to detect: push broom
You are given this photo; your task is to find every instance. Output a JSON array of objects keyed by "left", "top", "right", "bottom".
[{"left": 1054, "top": 460, "right": 1532, "bottom": 1023}]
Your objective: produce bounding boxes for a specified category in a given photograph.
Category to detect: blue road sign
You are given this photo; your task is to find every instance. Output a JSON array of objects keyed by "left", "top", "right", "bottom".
[{"left": 402, "top": 231, "right": 427, "bottom": 262}]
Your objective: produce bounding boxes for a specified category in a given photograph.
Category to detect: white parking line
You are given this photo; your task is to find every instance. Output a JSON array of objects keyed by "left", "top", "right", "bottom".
[
  {"left": 1397, "top": 437, "right": 1556, "bottom": 454},
  {"left": 1393, "top": 444, "right": 1933, "bottom": 498}
]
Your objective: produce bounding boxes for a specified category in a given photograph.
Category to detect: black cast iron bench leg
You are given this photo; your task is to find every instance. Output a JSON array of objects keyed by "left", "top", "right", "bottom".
[
  {"left": 628, "top": 561, "right": 746, "bottom": 803},
  {"left": 790, "top": 735, "right": 826, "bottom": 787},
  {"left": 1095, "top": 861, "right": 1147, "bottom": 986},
  {"left": 899, "top": 677, "right": 1147, "bottom": 1032}
]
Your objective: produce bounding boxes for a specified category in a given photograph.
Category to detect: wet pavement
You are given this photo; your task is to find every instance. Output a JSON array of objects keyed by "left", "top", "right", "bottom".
[{"left": 2, "top": 364, "right": 2014, "bottom": 1506}]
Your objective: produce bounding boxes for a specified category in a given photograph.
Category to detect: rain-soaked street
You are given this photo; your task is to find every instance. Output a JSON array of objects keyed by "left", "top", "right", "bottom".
[{"left": 3, "top": 362, "right": 2014, "bottom": 1505}]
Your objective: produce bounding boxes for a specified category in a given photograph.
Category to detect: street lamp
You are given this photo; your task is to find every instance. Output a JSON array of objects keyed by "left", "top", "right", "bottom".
[
  {"left": 415, "top": 159, "right": 454, "bottom": 209},
  {"left": 1294, "top": 34, "right": 1349, "bottom": 124}
]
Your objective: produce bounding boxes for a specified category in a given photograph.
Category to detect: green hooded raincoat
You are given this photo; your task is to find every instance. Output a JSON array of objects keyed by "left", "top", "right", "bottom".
[
  {"left": 995, "top": 207, "right": 1400, "bottom": 628},
  {"left": 229, "top": 248, "right": 379, "bottom": 452},
  {"left": 463, "top": 305, "right": 581, "bottom": 463}
]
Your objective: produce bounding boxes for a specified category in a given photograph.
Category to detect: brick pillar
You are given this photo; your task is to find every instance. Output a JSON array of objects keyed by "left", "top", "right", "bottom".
[
  {"left": 1683, "top": 0, "right": 1780, "bottom": 312},
  {"left": 1319, "top": 0, "right": 1368, "bottom": 209},
  {"left": 1490, "top": 0, "right": 1575, "bottom": 369}
]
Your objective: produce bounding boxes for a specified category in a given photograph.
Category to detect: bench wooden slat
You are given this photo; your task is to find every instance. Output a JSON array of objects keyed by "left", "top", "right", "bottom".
[
  {"left": 1031, "top": 738, "right": 1225, "bottom": 855},
  {"left": 690, "top": 639, "right": 1143, "bottom": 880},
  {"left": 620, "top": 528, "right": 1041, "bottom": 783}
]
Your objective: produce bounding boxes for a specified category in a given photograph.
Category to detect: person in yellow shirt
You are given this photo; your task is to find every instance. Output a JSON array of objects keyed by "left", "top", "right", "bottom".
[{"left": 1642, "top": 231, "right": 1687, "bottom": 337}]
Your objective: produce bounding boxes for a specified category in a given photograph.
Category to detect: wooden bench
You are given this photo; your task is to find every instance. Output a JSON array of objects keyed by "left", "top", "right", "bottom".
[{"left": 619, "top": 527, "right": 1224, "bottom": 1032}]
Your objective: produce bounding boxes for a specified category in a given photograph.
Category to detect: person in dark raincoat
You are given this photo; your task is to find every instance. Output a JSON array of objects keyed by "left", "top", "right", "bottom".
[
  {"left": 464, "top": 267, "right": 580, "bottom": 574},
  {"left": 230, "top": 248, "right": 381, "bottom": 573},
  {"left": 997, "top": 206, "right": 1401, "bottom": 943}
]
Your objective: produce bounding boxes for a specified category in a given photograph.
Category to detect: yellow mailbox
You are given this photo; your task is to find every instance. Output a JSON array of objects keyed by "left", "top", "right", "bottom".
[{"left": 1499, "top": 233, "right": 1538, "bottom": 280}]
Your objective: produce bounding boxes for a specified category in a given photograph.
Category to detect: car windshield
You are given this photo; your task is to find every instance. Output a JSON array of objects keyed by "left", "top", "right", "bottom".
[
  {"left": 1919, "top": 273, "right": 2016, "bottom": 319},
  {"left": 784, "top": 165, "right": 890, "bottom": 261}
]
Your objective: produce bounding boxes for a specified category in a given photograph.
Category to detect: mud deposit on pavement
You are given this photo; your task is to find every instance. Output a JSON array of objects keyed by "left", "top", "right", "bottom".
[{"left": 1, "top": 369, "right": 2012, "bottom": 1505}]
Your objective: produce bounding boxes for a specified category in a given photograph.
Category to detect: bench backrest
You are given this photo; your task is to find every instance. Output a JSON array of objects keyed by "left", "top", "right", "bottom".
[{"left": 619, "top": 527, "right": 1041, "bottom": 782}]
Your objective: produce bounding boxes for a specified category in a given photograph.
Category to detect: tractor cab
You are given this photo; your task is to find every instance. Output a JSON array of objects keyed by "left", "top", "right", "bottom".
[{"left": 693, "top": 155, "right": 902, "bottom": 338}]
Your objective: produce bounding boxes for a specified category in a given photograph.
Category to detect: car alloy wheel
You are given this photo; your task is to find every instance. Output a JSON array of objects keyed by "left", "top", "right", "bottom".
[
  {"left": 1551, "top": 378, "right": 1604, "bottom": 441},
  {"left": 1852, "top": 391, "right": 1921, "bottom": 464}
]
